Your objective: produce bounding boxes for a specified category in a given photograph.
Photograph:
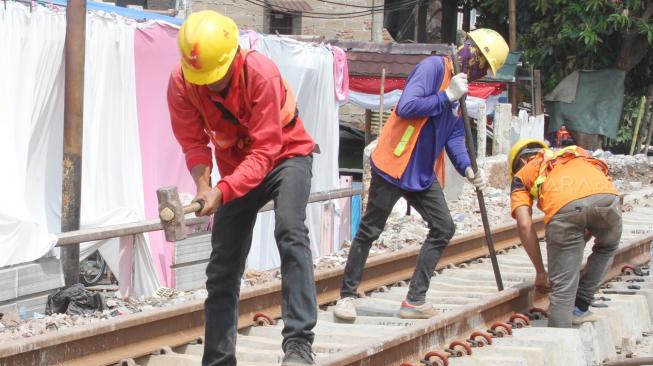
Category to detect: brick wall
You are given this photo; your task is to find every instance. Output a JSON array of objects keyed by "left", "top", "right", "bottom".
[{"left": 189, "top": 0, "right": 378, "bottom": 41}]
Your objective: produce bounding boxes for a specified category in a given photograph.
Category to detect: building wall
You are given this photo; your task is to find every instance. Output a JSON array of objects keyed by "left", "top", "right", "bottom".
[{"left": 189, "top": 0, "right": 378, "bottom": 41}]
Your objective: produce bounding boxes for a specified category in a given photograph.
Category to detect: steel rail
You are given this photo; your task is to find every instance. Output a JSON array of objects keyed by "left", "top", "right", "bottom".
[
  {"left": 320, "top": 233, "right": 653, "bottom": 366},
  {"left": 0, "top": 219, "right": 543, "bottom": 365}
]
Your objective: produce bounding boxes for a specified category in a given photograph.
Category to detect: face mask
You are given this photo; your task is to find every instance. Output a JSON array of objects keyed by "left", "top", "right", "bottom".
[{"left": 456, "top": 41, "right": 489, "bottom": 81}]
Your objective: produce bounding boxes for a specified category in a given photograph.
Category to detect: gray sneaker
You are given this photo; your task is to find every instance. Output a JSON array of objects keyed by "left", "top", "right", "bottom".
[
  {"left": 333, "top": 297, "right": 357, "bottom": 321},
  {"left": 282, "top": 341, "right": 315, "bottom": 366},
  {"left": 572, "top": 310, "right": 601, "bottom": 325},
  {"left": 399, "top": 300, "right": 438, "bottom": 319}
]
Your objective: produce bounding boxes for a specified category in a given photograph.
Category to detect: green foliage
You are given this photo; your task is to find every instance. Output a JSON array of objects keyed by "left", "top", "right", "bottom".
[
  {"left": 470, "top": 0, "right": 653, "bottom": 151},
  {"left": 471, "top": 0, "right": 653, "bottom": 94},
  {"left": 612, "top": 95, "right": 643, "bottom": 152}
]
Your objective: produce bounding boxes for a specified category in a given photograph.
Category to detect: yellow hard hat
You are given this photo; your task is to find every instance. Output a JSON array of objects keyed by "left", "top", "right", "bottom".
[
  {"left": 508, "top": 139, "right": 548, "bottom": 177},
  {"left": 468, "top": 28, "right": 509, "bottom": 76},
  {"left": 178, "top": 11, "right": 240, "bottom": 85}
]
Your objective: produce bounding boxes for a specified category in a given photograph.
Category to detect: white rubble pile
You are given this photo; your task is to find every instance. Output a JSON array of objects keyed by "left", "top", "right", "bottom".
[
  {"left": 0, "top": 288, "right": 208, "bottom": 342},
  {"left": 593, "top": 151, "right": 653, "bottom": 193}
]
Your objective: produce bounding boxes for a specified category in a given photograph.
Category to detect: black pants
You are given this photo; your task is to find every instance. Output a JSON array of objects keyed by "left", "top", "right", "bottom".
[
  {"left": 202, "top": 156, "right": 317, "bottom": 366},
  {"left": 341, "top": 170, "right": 455, "bottom": 303}
]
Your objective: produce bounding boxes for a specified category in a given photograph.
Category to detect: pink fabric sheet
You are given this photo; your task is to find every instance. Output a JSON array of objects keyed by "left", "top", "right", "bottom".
[{"left": 134, "top": 23, "right": 196, "bottom": 287}]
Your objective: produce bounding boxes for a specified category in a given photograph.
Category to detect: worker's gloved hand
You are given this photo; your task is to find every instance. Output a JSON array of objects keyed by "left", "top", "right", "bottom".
[
  {"left": 445, "top": 73, "right": 468, "bottom": 102},
  {"left": 465, "top": 167, "right": 487, "bottom": 190}
]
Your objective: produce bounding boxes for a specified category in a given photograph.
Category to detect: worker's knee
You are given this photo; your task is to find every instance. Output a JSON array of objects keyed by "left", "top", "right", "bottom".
[{"left": 427, "top": 216, "right": 455, "bottom": 243}]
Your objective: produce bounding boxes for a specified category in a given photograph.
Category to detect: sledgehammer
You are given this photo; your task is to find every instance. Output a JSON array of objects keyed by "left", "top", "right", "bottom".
[
  {"left": 157, "top": 186, "right": 205, "bottom": 242},
  {"left": 450, "top": 45, "right": 504, "bottom": 291}
]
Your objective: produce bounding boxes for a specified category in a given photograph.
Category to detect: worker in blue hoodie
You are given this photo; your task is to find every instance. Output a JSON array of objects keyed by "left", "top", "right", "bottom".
[{"left": 333, "top": 29, "right": 509, "bottom": 320}]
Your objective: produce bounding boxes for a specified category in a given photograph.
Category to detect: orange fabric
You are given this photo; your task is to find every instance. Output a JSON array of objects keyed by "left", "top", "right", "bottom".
[
  {"left": 371, "top": 57, "right": 453, "bottom": 180},
  {"left": 435, "top": 153, "right": 445, "bottom": 187},
  {"left": 510, "top": 152, "right": 618, "bottom": 223},
  {"left": 239, "top": 50, "right": 298, "bottom": 128}
]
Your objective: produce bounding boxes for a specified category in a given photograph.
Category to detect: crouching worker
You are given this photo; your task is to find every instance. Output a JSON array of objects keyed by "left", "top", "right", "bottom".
[
  {"left": 167, "top": 11, "right": 318, "bottom": 366},
  {"left": 509, "top": 139, "right": 622, "bottom": 328},
  {"left": 333, "top": 29, "right": 509, "bottom": 320}
]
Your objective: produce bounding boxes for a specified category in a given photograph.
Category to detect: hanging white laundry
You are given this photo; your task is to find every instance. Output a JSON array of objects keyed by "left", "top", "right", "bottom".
[{"left": 246, "top": 35, "right": 341, "bottom": 270}]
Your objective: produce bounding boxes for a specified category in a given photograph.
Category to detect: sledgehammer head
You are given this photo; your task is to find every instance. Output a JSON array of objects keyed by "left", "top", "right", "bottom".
[{"left": 157, "top": 186, "right": 187, "bottom": 242}]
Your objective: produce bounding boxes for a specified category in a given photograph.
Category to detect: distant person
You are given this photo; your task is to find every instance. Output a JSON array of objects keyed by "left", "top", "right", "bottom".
[
  {"left": 509, "top": 139, "right": 621, "bottom": 327},
  {"left": 333, "top": 29, "right": 509, "bottom": 320}
]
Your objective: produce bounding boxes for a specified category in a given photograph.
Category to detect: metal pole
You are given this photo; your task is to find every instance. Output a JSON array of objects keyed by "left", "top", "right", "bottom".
[
  {"left": 508, "top": 0, "right": 518, "bottom": 115},
  {"left": 61, "top": 0, "right": 86, "bottom": 286},
  {"left": 371, "top": 0, "right": 383, "bottom": 42},
  {"left": 450, "top": 45, "right": 504, "bottom": 291},
  {"left": 629, "top": 96, "right": 646, "bottom": 155},
  {"left": 643, "top": 107, "right": 653, "bottom": 156},
  {"left": 603, "top": 357, "right": 653, "bottom": 366},
  {"left": 378, "top": 68, "right": 386, "bottom": 132},
  {"left": 364, "top": 109, "right": 372, "bottom": 146}
]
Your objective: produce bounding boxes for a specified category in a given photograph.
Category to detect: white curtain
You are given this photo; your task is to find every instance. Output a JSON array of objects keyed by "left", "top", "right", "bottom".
[
  {"left": 246, "top": 35, "right": 341, "bottom": 270},
  {"left": 0, "top": 4, "right": 159, "bottom": 297},
  {"left": 0, "top": 4, "right": 64, "bottom": 266}
]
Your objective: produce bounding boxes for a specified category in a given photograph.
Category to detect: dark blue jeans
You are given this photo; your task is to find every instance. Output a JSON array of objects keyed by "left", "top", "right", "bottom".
[
  {"left": 202, "top": 155, "right": 317, "bottom": 366},
  {"left": 341, "top": 170, "right": 455, "bottom": 304}
]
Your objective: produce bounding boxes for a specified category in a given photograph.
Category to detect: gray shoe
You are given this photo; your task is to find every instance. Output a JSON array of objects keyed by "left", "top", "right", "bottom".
[
  {"left": 572, "top": 310, "right": 601, "bottom": 325},
  {"left": 333, "top": 297, "right": 357, "bottom": 321},
  {"left": 282, "top": 341, "right": 315, "bottom": 366},
  {"left": 399, "top": 300, "right": 438, "bottom": 319}
]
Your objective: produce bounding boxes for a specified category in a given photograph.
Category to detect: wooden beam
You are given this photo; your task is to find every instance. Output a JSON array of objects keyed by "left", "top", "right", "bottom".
[
  {"left": 508, "top": 0, "right": 518, "bottom": 115},
  {"left": 364, "top": 109, "right": 372, "bottom": 146},
  {"left": 61, "top": 0, "right": 87, "bottom": 286},
  {"left": 533, "top": 69, "right": 543, "bottom": 115},
  {"left": 56, "top": 187, "right": 363, "bottom": 246}
]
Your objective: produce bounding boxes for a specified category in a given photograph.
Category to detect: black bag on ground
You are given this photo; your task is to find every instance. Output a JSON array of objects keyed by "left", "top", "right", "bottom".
[{"left": 46, "top": 283, "right": 107, "bottom": 315}]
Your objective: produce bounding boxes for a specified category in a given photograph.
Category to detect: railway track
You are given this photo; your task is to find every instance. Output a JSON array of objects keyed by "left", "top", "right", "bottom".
[{"left": 1, "top": 200, "right": 652, "bottom": 366}]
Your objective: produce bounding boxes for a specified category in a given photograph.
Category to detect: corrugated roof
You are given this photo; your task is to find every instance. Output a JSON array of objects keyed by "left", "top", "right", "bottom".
[
  {"left": 267, "top": 0, "right": 312, "bottom": 13},
  {"left": 347, "top": 52, "right": 431, "bottom": 78},
  {"left": 282, "top": 36, "right": 453, "bottom": 78}
]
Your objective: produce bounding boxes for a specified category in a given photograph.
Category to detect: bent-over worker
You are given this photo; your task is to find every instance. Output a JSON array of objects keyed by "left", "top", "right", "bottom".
[{"left": 509, "top": 139, "right": 622, "bottom": 328}]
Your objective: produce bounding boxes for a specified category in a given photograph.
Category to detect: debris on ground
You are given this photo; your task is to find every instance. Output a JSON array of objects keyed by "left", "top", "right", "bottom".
[{"left": 46, "top": 284, "right": 108, "bottom": 316}]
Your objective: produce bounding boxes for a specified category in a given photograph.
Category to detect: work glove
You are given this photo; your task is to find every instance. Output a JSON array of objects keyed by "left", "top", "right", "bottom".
[
  {"left": 445, "top": 73, "right": 468, "bottom": 102},
  {"left": 465, "top": 167, "right": 487, "bottom": 190}
]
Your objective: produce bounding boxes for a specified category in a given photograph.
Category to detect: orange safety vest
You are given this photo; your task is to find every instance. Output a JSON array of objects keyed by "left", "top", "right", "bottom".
[
  {"left": 371, "top": 57, "right": 453, "bottom": 185},
  {"left": 184, "top": 49, "right": 299, "bottom": 151},
  {"left": 529, "top": 145, "right": 609, "bottom": 201}
]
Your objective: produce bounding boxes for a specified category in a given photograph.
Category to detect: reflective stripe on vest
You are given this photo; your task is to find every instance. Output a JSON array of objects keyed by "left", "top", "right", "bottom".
[
  {"left": 184, "top": 49, "right": 298, "bottom": 151},
  {"left": 392, "top": 57, "right": 453, "bottom": 158},
  {"left": 528, "top": 146, "right": 608, "bottom": 200}
]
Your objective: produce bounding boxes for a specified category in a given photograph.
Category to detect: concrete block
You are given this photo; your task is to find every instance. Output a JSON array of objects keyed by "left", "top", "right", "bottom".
[
  {"left": 605, "top": 294, "right": 652, "bottom": 333},
  {"left": 0, "top": 266, "right": 18, "bottom": 302},
  {"left": 173, "top": 262, "right": 207, "bottom": 292},
  {"left": 578, "top": 319, "right": 617, "bottom": 365},
  {"left": 508, "top": 327, "right": 588, "bottom": 366},
  {"left": 475, "top": 346, "right": 546, "bottom": 366},
  {"left": 174, "top": 232, "right": 212, "bottom": 265},
  {"left": 317, "top": 311, "right": 424, "bottom": 327},
  {"left": 599, "top": 299, "right": 643, "bottom": 342},
  {"left": 16, "top": 258, "right": 64, "bottom": 297}
]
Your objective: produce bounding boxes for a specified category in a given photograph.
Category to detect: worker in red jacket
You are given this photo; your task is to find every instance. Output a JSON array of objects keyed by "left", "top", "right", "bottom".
[{"left": 167, "top": 11, "right": 317, "bottom": 366}]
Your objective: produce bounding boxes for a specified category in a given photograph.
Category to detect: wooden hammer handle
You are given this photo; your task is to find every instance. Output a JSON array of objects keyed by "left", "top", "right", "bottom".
[{"left": 183, "top": 199, "right": 205, "bottom": 215}]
